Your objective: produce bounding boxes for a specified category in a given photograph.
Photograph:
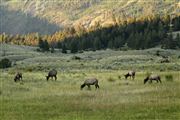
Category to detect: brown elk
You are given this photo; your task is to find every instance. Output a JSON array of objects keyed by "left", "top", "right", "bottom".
[
  {"left": 46, "top": 69, "right": 57, "bottom": 81},
  {"left": 14, "top": 72, "right": 23, "bottom": 82},
  {"left": 81, "top": 78, "right": 99, "bottom": 90},
  {"left": 124, "top": 71, "right": 136, "bottom": 80},
  {"left": 144, "top": 74, "right": 161, "bottom": 84}
]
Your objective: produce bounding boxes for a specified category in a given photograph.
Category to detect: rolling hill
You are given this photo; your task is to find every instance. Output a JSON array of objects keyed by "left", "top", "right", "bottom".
[{"left": 0, "top": 0, "right": 180, "bottom": 34}]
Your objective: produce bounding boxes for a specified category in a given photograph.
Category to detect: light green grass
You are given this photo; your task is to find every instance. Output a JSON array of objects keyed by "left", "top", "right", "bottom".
[{"left": 1, "top": 71, "right": 180, "bottom": 120}]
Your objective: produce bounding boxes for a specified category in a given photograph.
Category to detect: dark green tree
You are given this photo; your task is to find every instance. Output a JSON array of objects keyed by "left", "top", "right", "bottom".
[
  {"left": 93, "top": 37, "right": 102, "bottom": 50},
  {"left": 70, "top": 40, "right": 78, "bottom": 53},
  {"left": 43, "top": 40, "right": 49, "bottom": 51},
  {"left": 62, "top": 44, "right": 67, "bottom": 53},
  {"left": 176, "top": 33, "right": 180, "bottom": 48},
  {"left": 57, "top": 41, "right": 62, "bottom": 49},
  {"left": 38, "top": 38, "right": 44, "bottom": 50},
  {"left": 0, "top": 58, "right": 11, "bottom": 69}
]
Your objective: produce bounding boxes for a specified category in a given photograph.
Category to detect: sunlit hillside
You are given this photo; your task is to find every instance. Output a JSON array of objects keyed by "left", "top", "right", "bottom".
[{"left": 1, "top": 0, "right": 180, "bottom": 34}]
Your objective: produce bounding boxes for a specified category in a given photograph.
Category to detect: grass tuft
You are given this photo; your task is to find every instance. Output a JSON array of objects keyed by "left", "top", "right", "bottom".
[
  {"left": 165, "top": 74, "right": 174, "bottom": 82},
  {"left": 107, "top": 77, "right": 116, "bottom": 82}
]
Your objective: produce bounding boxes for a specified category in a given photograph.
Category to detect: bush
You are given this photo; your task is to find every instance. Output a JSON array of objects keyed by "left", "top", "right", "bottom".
[
  {"left": 36, "top": 48, "right": 41, "bottom": 52},
  {"left": 50, "top": 47, "right": 55, "bottom": 53},
  {"left": 156, "top": 50, "right": 160, "bottom": 56},
  {"left": 0, "top": 58, "right": 12, "bottom": 69},
  {"left": 118, "top": 75, "right": 121, "bottom": 80},
  {"left": 72, "top": 56, "right": 81, "bottom": 60},
  {"left": 107, "top": 77, "right": 116, "bottom": 82},
  {"left": 165, "top": 74, "right": 173, "bottom": 82}
]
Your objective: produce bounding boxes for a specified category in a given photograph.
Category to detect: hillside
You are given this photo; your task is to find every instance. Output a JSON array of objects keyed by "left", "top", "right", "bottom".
[
  {"left": 1, "top": 0, "right": 180, "bottom": 34},
  {"left": 1, "top": 44, "right": 180, "bottom": 71},
  {"left": 0, "top": 6, "right": 60, "bottom": 34}
]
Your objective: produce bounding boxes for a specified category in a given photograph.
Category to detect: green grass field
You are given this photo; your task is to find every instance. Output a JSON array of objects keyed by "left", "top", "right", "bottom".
[{"left": 0, "top": 44, "right": 180, "bottom": 120}]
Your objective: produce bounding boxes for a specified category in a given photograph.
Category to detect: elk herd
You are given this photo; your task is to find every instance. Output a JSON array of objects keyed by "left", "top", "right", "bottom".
[{"left": 14, "top": 69, "right": 162, "bottom": 90}]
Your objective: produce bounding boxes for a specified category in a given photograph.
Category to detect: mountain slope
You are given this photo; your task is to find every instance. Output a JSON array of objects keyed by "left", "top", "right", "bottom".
[
  {"left": 1, "top": 0, "right": 180, "bottom": 34},
  {"left": 0, "top": 6, "right": 60, "bottom": 34}
]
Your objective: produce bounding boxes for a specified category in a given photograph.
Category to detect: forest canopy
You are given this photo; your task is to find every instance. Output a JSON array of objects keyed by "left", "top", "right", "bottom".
[{"left": 1, "top": 15, "right": 180, "bottom": 52}]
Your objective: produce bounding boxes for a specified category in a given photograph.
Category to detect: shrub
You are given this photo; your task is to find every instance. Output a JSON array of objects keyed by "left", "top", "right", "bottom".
[
  {"left": 118, "top": 75, "right": 121, "bottom": 80},
  {"left": 25, "top": 67, "right": 33, "bottom": 72},
  {"left": 165, "top": 74, "right": 173, "bottom": 82},
  {"left": 0, "top": 58, "right": 12, "bottom": 69},
  {"left": 50, "top": 47, "right": 55, "bottom": 53},
  {"left": 156, "top": 50, "right": 160, "bottom": 56},
  {"left": 72, "top": 56, "right": 81, "bottom": 60},
  {"left": 36, "top": 48, "right": 41, "bottom": 52},
  {"left": 107, "top": 77, "right": 116, "bottom": 82}
]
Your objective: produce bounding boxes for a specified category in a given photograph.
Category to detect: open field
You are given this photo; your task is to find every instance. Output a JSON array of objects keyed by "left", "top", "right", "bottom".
[{"left": 0, "top": 44, "right": 180, "bottom": 120}]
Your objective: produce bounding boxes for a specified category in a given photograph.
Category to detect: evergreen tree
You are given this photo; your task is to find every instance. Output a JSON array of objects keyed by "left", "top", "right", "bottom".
[
  {"left": 176, "top": 33, "right": 180, "bottom": 48},
  {"left": 38, "top": 38, "right": 44, "bottom": 50},
  {"left": 127, "top": 32, "right": 135, "bottom": 48},
  {"left": 108, "top": 40, "right": 114, "bottom": 49},
  {"left": 173, "top": 17, "right": 180, "bottom": 31},
  {"left": 70, "top": 40, "right": 78, "bottom": 53},
  {"left": 163, "top": 33, "right": 176, "bottom": 49},
  {"left": 62, "top": 43, "right": 67, "bottom": 53},
  {"left": 168, "top": 33, "right": 176, "bottom": 49},
  {"left": 93, "top": 37, "right": 102, "bottom": 50},
  {"left": 43, "top": 40, "right": 49, "bottom": 51},
  {"left": 57, "top": 41, "right": 62, "bottom": 49}
]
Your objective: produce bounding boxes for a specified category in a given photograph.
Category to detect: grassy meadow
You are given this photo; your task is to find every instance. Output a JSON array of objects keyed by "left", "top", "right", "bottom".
[{"left": 0, "top": 44, "right": 180, "bottom": 120}]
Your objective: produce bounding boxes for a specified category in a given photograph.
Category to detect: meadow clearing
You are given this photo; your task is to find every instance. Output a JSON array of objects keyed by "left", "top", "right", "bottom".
[{"left": 0, "top": 44, "right": 180, "bottom": 120}]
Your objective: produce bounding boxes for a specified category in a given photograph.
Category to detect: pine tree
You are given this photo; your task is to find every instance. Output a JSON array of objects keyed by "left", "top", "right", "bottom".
[
  {"left": 57, "top": 41, "right": 62, "bottom": 49},
  {"left": 70, "top": 40, "right": 78, "bottom": 53},
  {"left": 62, "top": 44, "right": 67, "bottom": 54},
  {"left": 176, "top": 33, "right": 180, "bottom": 48},
  {"left": 93, "top": 37, "right": 102, "bottom": 50},
  {"left": 43, "top": 40, "right": 49, "bottom": 51},
  {"left": 38, "top": 38, "right": 44, "bottom": 50},
  {"left": 108, "top": 40, "right": 113, "bottom": 49}
]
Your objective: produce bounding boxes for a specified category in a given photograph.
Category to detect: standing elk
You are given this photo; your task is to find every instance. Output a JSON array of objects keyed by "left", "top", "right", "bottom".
[
  {"left": 144, "top": 74, "right": 161, "bottom": 84},
  {"left": 124, "top": 70, "right": 136, "bottom": 80},
  {"left": 46, "top": 69, "right": 57, "bottom": 81},
  {"left": 14, "top": 72, "right": 23, "bottom": 82},
  {"left": 81, "top": 78, "right": 99, "bottom": 90}
]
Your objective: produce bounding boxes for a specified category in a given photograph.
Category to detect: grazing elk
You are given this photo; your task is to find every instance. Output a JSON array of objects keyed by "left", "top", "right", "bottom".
[
  {"left": 144, "top": 74, "right": 161, "bottom": 84},
  {"left": 46, "top": 69, "right": 57, "bottom": 81},
  {"left": 124, "top": 70, "right": 136, "bottom": 80},
  {"left": 81, "top": 78, "right": 99, "bottom": 90},
  {"left": 14, "top": 72, "right": 23, "bottom": 82}
]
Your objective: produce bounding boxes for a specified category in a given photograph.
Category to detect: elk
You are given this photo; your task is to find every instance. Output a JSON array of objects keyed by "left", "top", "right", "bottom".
[
  {"left": 46, "top": 69, "right": 57, "bottom": 81},
  {"left": 124, "top": 70, "right": 136, "bottom": 80},
  {"left": 14, "top": 72, "right": 23, "bottom": 82},
  {"left": 144, "top": 74, "right": 161, "bottom": 84},
  {"left": 81, "top": 78, "right": 99, "bottom": 90}
]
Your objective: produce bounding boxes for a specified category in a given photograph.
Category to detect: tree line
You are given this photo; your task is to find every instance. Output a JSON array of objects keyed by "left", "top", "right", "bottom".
[
  {"left": 0, "top": 15, "right": 180, "bottom": 53},
  {"left": 59, "top": 15, "right": 180, "bottom": 53}
]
